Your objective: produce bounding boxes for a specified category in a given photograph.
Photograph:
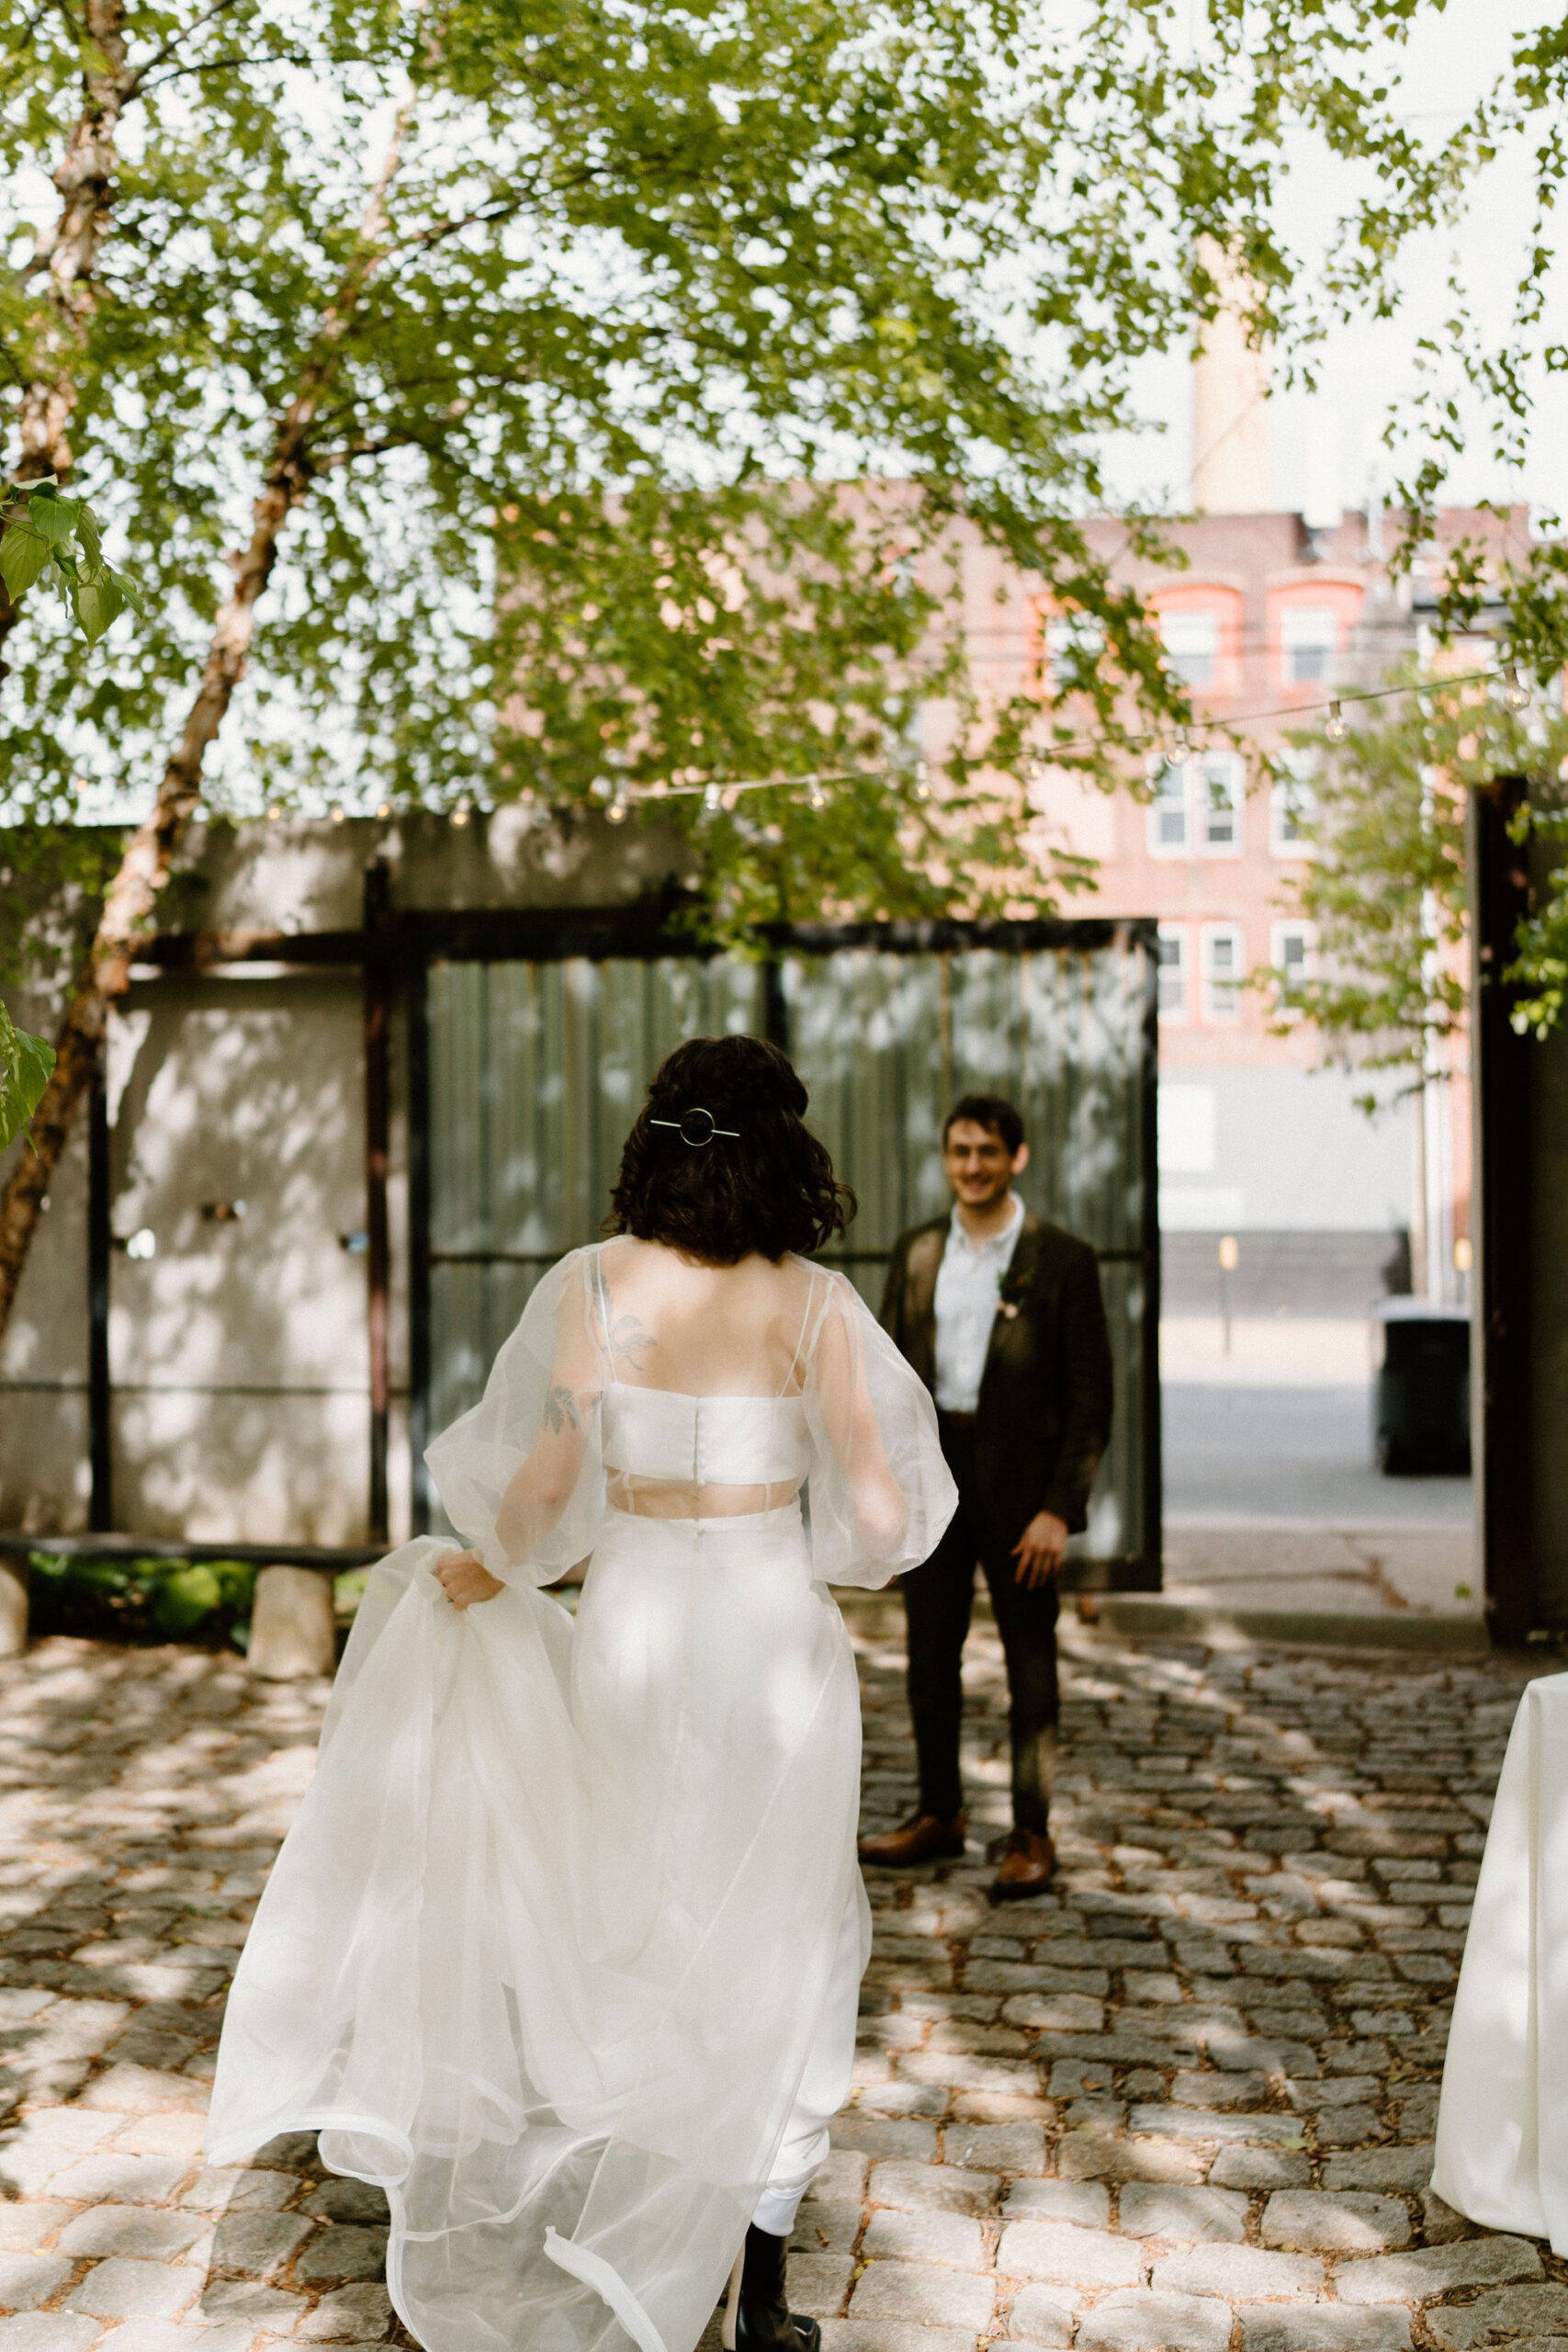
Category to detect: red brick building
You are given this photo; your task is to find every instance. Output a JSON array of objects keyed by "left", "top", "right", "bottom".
[{"left": 941, "top": 498, "right": 1521, "bottom": 1315}]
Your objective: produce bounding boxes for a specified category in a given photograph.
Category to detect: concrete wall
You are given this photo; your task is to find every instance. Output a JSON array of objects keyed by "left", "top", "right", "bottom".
[{"left": 1157, "top": 1067, "right": 1412, "bottom": 1234}]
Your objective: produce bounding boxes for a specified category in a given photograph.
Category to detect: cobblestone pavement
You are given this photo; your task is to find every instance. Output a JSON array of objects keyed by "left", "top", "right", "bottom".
[{"left": 0, "top": 1606, "right": 1558, "bottom": 2352}]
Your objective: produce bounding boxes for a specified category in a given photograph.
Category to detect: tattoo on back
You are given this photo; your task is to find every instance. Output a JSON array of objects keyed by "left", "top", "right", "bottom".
[{"left": 604, "top": 1306, "right": 654, "bottom": 1369}]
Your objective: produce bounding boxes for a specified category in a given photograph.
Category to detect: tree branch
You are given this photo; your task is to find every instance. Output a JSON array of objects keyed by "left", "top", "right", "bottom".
[{"left": 0, "top": 71, "right": 426, "bottom": 1345}]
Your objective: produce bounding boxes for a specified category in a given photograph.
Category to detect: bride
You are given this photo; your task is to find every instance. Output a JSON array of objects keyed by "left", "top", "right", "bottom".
[{"left": 205, "top": 1034, "right": 957, "bottom": 2352}]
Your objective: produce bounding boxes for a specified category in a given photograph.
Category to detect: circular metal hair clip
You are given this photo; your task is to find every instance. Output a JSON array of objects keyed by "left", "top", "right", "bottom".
[{"left": 649, "top": 1107, "right": 740, "bottom": 1148}]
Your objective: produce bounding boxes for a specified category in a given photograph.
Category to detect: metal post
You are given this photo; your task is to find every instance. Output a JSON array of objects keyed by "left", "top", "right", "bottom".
[
  {"left": 408, "top": 956, "right": 432, "bottom": 1535},
  {"left": 364, "top": 861, "right": 392, "bottom": 1547},
  {"left": 87, "top": 1065, "right": 112, "bottom": 1530},
  {"left": 1472, "top": 776, "right": 1533, "bottom": 1644},
  {"left": 1137, "top": 919, "right": 1164, "bottom": 1591}
]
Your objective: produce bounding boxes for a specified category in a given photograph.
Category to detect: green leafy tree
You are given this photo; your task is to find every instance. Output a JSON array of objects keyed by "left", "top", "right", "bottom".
[
  {"left": 1326, "top": 15, "right": 1568, "bottom": 661},
  {"left": 0, "top": 0, "right": 1444, "bottom": 1342},
  {"left": 1264, "top": 663, "right": 1568, "bottom": 1088},
  {"left": 0, "top": 477, "right": 141, "bottom": 1149}
]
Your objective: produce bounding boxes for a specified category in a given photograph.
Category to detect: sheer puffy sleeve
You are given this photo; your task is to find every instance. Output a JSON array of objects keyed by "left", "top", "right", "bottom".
[
  {"left": 802, "top": 1271, "right": 957, "bottom": 1589},
  {"left": 424, "top": 1250, "right": 606, "bottom": 1585}
]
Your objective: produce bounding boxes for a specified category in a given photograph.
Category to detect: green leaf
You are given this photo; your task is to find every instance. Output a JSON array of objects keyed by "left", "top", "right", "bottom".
[
  {"left": 150, "top": 1563, "right": 223, "bottom": 1634},
  {"left": 75, "top": 502, "right": 103, "bottom": 572},
  {"left": 0, "top": 526, "right": 56, "bottom": 601},
  {"left": 0, "top": 1001, "right": 56, "bottom": 1154},
  {"left": 73, "top": 572, "right": 127, "bottom": 646},
  {"left": 25, "top": 488, "right": 81, "bottom": 545}
]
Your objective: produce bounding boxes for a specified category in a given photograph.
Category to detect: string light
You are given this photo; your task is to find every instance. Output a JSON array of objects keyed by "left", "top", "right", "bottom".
[
  {"left": 329, "top": 803, "right": 346, "bottom": 824},
  {"left": 238, "top": 660, "right": 1526, "bottom": 834},
  {"left": 376, "top": 801, "right": 392, "bottom": 820}
]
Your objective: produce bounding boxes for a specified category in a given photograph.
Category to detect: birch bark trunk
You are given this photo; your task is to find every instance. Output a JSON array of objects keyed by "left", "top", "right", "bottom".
[{"left": 0, "top": 110, "right": 412, "bottom": 1345}]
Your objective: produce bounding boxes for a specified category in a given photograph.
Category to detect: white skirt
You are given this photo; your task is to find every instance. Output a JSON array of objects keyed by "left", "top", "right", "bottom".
[{"left": 206, "top": 1506, "right": 870, "bottom": 2352}]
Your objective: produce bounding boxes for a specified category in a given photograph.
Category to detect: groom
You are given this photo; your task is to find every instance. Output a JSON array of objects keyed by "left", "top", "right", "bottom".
[{"left": 860, "top": 1094, "right": 1112, "bottom": 1901}]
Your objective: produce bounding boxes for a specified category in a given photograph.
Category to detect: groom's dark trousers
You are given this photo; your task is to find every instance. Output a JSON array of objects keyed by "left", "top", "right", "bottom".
[{"left": 881, "top": 1213, "right": 1113, "bottom": 1834}]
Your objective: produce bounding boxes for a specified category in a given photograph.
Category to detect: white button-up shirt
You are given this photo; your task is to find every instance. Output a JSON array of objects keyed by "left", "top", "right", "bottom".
[{"left": 932, "top": 1193, "right": 1024, "bottom": 1413}]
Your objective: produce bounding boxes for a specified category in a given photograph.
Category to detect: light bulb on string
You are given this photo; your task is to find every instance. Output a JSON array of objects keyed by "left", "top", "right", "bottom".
[
  {"left": 911, "top": 759, "right": 932, "bottom": 803},
  {"left": 329, "top": 803, "right": 346, "bottom": 824},
  {"left": 1503, "top": 662, "right": 1530, "bottom": 712},
  {"left": 266, "top": 803, "right": 284, "bottom": 822},
  {"left": 1167, "top": 729, "right": 1190, "bottom": 770},
  {"left": 605, "top": 785, "right": 629, "bottom": 825},
  {"left": 807, "top": 779, "right": 829, "bottom": 810},
  {"left": 1324, "top": 701, "right": 1348, "bottom": 745},
  {"left": 376, "top": 801, "right": 392, "bottom": 820},
  {"left": 703, "top": 781, "right": 722, "bottom": 814},
  {"left": 451, "top": 798, "right": 470, "bottom": 828}
]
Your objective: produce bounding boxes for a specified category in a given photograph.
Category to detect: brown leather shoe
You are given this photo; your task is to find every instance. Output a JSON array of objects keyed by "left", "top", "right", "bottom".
[
  {"left": 857, "top": 1811, "right": 967, "bottom": 1867},
  {"left": 988, "top": 1829, "right": 1055, "bottom": 1903}
]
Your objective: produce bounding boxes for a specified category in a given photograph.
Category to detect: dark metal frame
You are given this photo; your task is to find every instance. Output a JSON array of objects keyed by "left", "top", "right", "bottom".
[
  {"left": 121, "top": 899, "right": 1159, "bottom": 1571},
  {"left": 363, "top": 865, "right": 394, "bottom": 1545},
  {"left": 400, "top": 910, "right": 1163, "bottom": 1582},
  {"left": 87, "top": 1069, "right": 113, "bottom": 1529},
  {"left": 1472, "top": 778, "right": 1534, "bottom": 1642}
]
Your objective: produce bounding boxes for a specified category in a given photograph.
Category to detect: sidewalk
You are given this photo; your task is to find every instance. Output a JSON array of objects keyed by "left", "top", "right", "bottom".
[
  {"left": 0, "top": 1608, "right": 1554, "bottom": 2352},
  {"left": 1159, "top": 1317, "right": 1478, "bottom": 1638}
]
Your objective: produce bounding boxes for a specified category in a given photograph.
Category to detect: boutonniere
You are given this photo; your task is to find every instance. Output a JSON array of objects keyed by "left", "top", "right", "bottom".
[{"left": 998, "top": 1262, "right": 1030, "bottom": 1321}]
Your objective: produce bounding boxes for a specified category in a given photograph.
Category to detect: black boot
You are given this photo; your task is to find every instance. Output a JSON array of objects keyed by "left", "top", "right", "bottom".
[{"left": 730, "top": 2224, "right": 820, "bottom": 2352}]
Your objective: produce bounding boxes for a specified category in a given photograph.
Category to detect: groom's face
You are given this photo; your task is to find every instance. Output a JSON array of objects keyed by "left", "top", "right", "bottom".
[{"left": 942, "top": 1118, "right": 1026, "bottom": 1212}]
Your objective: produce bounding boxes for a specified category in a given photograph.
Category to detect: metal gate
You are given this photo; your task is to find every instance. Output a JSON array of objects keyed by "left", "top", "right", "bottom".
[{"left": 414, "top": 920, "right": 1159, "bottom": 1585}]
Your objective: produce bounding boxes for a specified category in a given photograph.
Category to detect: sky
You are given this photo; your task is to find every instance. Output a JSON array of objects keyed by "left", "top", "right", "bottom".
[{"left": 1098, "top": 0, "right": 1568, "bottom": 528}]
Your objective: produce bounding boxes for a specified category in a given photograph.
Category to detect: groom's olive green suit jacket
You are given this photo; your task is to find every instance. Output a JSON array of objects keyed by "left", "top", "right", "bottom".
[{"left": 878, "top": 1210, "right": 1113, "bottom": 1554}]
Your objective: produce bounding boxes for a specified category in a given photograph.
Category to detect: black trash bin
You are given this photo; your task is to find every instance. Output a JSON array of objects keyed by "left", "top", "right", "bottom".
[{"left": 1371, "top": 1301, "right": 1472, "bottom": 1476}]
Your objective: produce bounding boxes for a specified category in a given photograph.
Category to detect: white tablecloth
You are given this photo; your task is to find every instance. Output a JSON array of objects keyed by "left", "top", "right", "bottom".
[{"left": 1434, "top": 1668, "right": 1568, "bottom": 2247}]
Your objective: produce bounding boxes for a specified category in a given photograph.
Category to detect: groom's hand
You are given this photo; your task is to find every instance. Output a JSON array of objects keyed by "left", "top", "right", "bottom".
[
  {"left": 437, "top": 1550, "right": 506, "bottom": 1610},
  {"left": 1011, "top": 1510, "right": 1068, "bottom": 1589}
]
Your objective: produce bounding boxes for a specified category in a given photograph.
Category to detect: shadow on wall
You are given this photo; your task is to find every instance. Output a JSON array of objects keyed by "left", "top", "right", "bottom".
[
  {"left": 104, "top": 973, "right": 372, "bottom": 1544},
  {"left": 0, "top": 971, "right": 374, "bottom": 1544}
]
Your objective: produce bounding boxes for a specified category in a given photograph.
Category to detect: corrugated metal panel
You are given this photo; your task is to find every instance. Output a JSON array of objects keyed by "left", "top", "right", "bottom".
[
  {"left": 782, "top": 944, "right": 1152, "bottom": 1571},
  {"left": 423, "top": 928, "right": 1156, "bottom": 1580},
  {"left": 427, "top": 956, "right": 765, "bottom": 1445}
]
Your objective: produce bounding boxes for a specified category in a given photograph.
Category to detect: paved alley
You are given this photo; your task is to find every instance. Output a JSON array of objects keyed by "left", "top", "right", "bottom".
[{"left": 0, "top": 1603, "right": 1557, "bottom": 2352}]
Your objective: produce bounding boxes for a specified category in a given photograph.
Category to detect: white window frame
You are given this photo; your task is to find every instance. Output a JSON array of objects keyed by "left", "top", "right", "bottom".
[
  {"left": 1200, "top": 922, "right": 1247, "bottom": 1023},
  {"left": 1158, "top": 607, "right": 1220, "bottom": 687},
  {"left": 1280, "top": 604, "right": 1339, "bottom": 684},
  {"left": 1146, "top": 761, "right": 1190, "bottom": 857},
  {"left": 1161, "top": 602, "right": 1222, "bottom": 686},
  {"left": 1198, "top": 752, "right": 1245, "bottom": 858},
  {"left": 1156, "top": 923, "right": 1189, "bottom": 1024},
  {"left": 1269, "top": 756, "right": 1317, "bottom": 857},
  {"left": 1269, "top": 921, "right": 1317, "bottom": 1020}
]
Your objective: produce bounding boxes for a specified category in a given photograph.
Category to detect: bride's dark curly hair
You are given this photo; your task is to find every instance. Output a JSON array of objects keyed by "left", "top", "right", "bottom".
[{"left": 606, "top": 1035, "right": 855, "bottom": 1264}]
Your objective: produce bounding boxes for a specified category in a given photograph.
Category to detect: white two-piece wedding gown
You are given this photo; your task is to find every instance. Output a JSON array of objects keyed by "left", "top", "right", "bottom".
[{"left": 205, "top": 1238, "right": 956, "bottom": 2352}]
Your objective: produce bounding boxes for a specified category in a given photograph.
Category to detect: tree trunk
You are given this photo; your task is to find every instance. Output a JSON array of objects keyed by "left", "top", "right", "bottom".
[
  {"left": 0, "top": 107, "right": 412, "bottom": 1350},
  {"left": 0, "top": 0, "right": 132, "bottom": 668}
]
